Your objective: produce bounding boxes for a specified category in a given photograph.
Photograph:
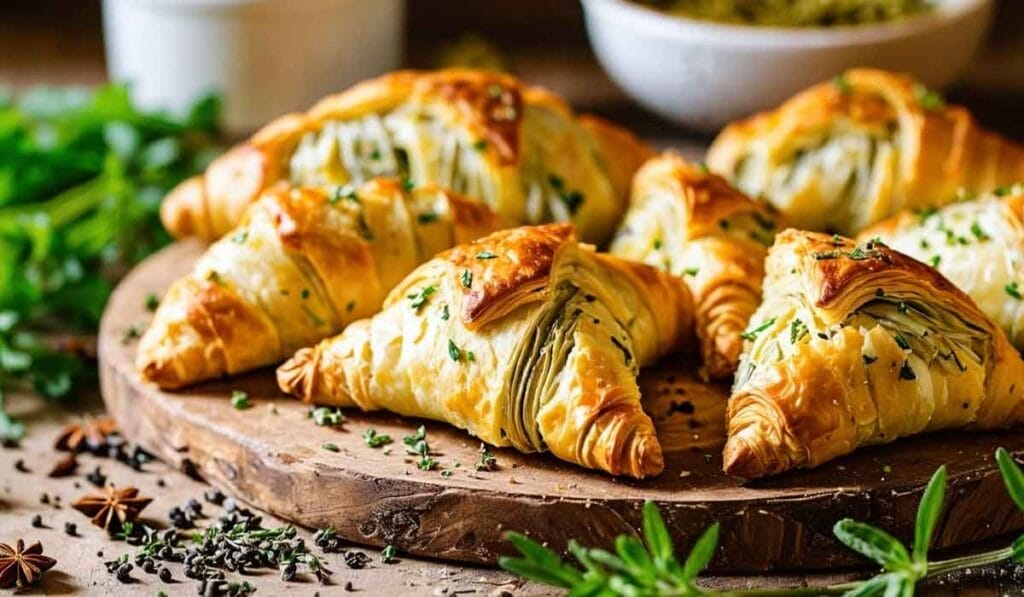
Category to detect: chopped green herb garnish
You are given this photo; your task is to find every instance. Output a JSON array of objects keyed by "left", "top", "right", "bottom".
[
  {"left": 741, "top": 317, "right": 777, "bottom": 341},
  {"left": 381, "top": 544, "right": 397, "bottom": 563},
  {"left": 440, "top": 303, "right": 450, "bottom": 321},
  {"left": 346, "top": 300, "right": 356, "bottom": 313},
  {"left": 894, "top": 333, "right": 911, "bottom": 350},
  {"left": 440, "top": 469, "right": 453, "bottom": 478},
  {"left": 231, "top": 230, "right": 248, "bottom": 244},
  {"left": 547, "top": 174, "right": 565, "bottom": 190},
  {"left": 144, "top": 293, "right": 160, "bottom": 312},
  {"left": 363, "top": 428, "right": 393, "bottom": 448},
  {"left": 970, "top": 221, "right": 990, "bottom": 241},
  {"left": 322, "top": 443, "right": 340, "bottom": 453},
  {"left": 682, "top": 267, "right": 699, "bottom": 277},
  {"left": 913, "top": 83, "right": 946, "bottom": 111},
  {"left": 476, "top": 443, "right": 497, "bottom": 471},
  {"left": 407, "top": 285, "right": 437, "bottom": 311},
  {"left": 1006, "top": 282, "right": 1022, "bottom": 299},
  {"left": 231, "top": 390, "right": 251, "bottom": 410},
  {"left": 476, "top": 251, "right": 497, "bottom": 260},
  {"left": 448, "top": 338, "right": 462, "bottom": 362},
  {"left": 370, "top": 149, "right": 381, "bottom": 160},
  {"left": 302, "top": 305, "right": 325, "bottom": 327},
  {"left": 357, "top": 213, "right": 374, "bottom": 240},
  {"left": 417, "top": 212, "right": 438, "bottom": 224},
  {"left": 814, "top": 251, "right": 838, "bottom": 260},
  {"left": 309, "top": 406, "right": 344, "bottom": 426},
  {"left": 121, "top": 325, "right": 141, "bottom": 344},
  {"left": 652, "top": 239, "right": 662, "bottom": 250},
  {"left": 698, "top": 161, "right": 709, "bottom": 173},
  {"left": 929, "top": 255, "right": 941, "bottom": 268},
  {"left": 402, "top": 178, "right": 415, "bottom": 191},
  {"left": 461, "top": 269, "right": 472, "bottom": 288},
  {"left": 834, "top": 72, "right": 853, "bottom": 95},
  {"left": 301, "top": 288, "right": 311, "bottom": 299},
  {"left": 418, "top": 456, "right": 439, "bottom": 471},
  {"left": 789, "top": 318, "right": 808, "bottom": 344},
  {"left": 466, "top": 351, "right": 476, "bottom": 362},
  {"left": 899, "top": 360, "right": 917, "bottom": 380}
]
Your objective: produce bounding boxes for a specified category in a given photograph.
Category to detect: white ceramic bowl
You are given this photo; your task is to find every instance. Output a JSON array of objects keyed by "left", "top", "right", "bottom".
[
  {"left": 582, "top": 0, "right": 993, "bottom": 132},
  {"left": 103, "top": 0, "right": 405, "bottom": 134}
]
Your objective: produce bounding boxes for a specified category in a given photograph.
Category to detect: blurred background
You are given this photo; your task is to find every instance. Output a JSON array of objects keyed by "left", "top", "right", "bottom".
[{"left": 4, "top": 0, "right": 1022, "bottom": 142}]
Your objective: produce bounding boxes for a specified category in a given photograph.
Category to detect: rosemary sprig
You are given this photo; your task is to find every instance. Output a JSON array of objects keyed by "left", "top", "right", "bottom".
[{"left": 501, "top": 448, "right": 1024, "bottom": 595}]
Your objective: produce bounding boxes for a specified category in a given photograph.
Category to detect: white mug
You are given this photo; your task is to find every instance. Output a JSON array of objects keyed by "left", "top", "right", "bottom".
[{"left": 103, "top": 0, "right": 406, "bottom": 134}]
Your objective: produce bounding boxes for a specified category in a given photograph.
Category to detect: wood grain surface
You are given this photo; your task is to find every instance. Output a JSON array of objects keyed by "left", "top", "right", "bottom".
[{"left": 99, "top": 240, "right": 1024, "bottom": 574}]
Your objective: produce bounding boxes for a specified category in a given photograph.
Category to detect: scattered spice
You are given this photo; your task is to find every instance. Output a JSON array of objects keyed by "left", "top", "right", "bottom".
[
  {"left": 86, "top": 465, "right": 107, "bottom": 487},
  {"left": 322, "top": 443, "right": 340, "bottom": 452},
  {"left": 72, "top": 485, "right": 153, "bottom": 534},
  {"left": 54, "top": 416, "right": 118, "bottom": 453},
  {"left": 48, "top": 452, "right": 78, "bottom": 478},
  {"left": 14, "top": 458, "right": 29, "bottom": 473},
  {"left": 381, "top": 544, "right": 397, "bottom": 563},
  {"left": 0, "top": 540, "right": 56, "bottom": 589},
  {"left": 144, "top": 292, "right": 160, "bottom": 312},
  {"left": 121, "top": 325, "right": 141, "bottom": 344}
]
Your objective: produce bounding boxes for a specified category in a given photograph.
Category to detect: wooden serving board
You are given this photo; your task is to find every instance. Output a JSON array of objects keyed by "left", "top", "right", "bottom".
[{"left": 99, "top": 241, "right": 1024, "bottom": 573}]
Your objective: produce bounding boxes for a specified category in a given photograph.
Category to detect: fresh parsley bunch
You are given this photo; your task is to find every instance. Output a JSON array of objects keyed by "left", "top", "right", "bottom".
[
  {"left": 0, "top": 84, "right": 222, "bottom": 442},
  {"left": 501, "top": 447, "right": 1024, "bottom": 596}
]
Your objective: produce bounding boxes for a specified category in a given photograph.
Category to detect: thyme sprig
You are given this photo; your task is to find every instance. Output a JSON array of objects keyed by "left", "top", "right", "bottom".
[{"left": 501, "top": 447, "right": 1024, "bottom": 595}]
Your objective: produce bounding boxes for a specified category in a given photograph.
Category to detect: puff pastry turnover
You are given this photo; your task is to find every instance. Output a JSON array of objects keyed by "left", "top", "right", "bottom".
[
  {"left": 707, "top": 69, "right": 1024, "bottom": 236},
  {"left": 277, "top": 224, "right": 694, "bottom": 478},
  {"left": 161, "top": 69, "right": 651, "bottom": 245},
  {"left": 610, "top": 153, "right": 778, "bottom": 380},
  {"left": 137, "top": 179, "right": 503, "bottom": 389},
  {"left": 725, "top": 229, "right": 1024, "bottom": 478},
  {"left": 860, "top": 185, "right": 1024, "bottom": 350}
]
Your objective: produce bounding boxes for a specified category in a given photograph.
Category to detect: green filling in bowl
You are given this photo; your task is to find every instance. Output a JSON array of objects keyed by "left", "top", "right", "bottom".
[{"left": 633, "top": 0, "right": 934, "bottom": 27}]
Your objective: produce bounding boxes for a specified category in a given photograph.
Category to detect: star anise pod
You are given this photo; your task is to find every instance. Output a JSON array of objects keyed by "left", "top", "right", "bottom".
[
  {"left": 48, "top": 453, "right": 78, "bottom": 478},
  {"left": 54, "top": 416, "right": 117, "bottom": 453},
  {"left": 72, "top": 486, "right": 152, "bottom": 533},
  {"left": 0, "top": 540, "right": 56, "bottom": 589}
]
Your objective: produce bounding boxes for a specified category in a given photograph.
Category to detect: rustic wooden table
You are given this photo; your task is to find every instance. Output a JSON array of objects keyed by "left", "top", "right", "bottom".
[{"left": 3, "top": 2, "right": 1024, "bottom": 594}]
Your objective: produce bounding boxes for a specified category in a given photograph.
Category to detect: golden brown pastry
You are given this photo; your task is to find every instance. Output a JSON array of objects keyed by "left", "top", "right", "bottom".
[
  {"left": 277, "top": 224, "right": 694, "bottom": 478},
  {"left": 724, "top": 229, "right": 1024, "bottom": 478},
  {"left": 161, "top": 69, "right": 652, "bottom": 245},
  {"left": 137, "top": 179, "right": 503, "bottom": 389},
  {"left": 610, "top": 153, "right": 778, "bottom": 379},
  {"left": 707, "top": 69, "right": 1024, "bottom": 236},
  {"left": 859, "top": 185, "right": 1024, "bottom": 351}
]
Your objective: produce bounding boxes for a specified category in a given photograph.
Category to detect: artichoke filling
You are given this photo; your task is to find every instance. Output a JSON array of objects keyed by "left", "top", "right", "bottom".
[
  {"left": 735, "top": 296, "right": 987, "bottom": 391},
  {"left": 503, "top": 284, "right": 633, "bottom": 453},
  {"left": 734, "top": 129, "right": 899, "bottom": 234},
  {"left": 289, "top": 110, "right": 494, "bottom": 203}
]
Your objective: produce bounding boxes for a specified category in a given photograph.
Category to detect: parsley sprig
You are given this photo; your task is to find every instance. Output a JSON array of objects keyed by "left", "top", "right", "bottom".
[{"left": 501, "top": 448, "right": 1024, "bottom": 595}]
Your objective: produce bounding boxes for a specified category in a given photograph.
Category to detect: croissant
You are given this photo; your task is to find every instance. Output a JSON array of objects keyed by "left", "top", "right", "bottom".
[
  {"left": 707, "top": 68, "right": 1024, "bottom": 236},
  {"left": 277, "top": 224, "right": 694, "bottom": 478},
  {"left": 860, "top": 185, "right": 1024, "bottom": 350},
  {"left": 610, "top": 153, "right": 778, "bottom": 380},
  {"left": 724, "top": 229, "right": 1024, "bottom": 478},
  {"left": 137, "top": 179, "right": 504, "bottom": 389},
  {"left": 161, "top": 69, "right": 652, "bottom": 245}
]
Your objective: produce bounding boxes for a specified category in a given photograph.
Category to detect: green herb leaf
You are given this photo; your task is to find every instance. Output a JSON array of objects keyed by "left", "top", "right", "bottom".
[
  {"left": 833, "top": 519, "right": 911, "bottom": 571},
  {"left": 641, "top": 501, "right": 673, "bottom": 565},
  {"left": 741, "top": 317, "right": 776, "bottom": 341},
  {"left": 682, "top": 522, "right": 719, "bottom": 582},
  {"left": 996, "top": 448, "right": 1024, "bottom": 511},
  {"left": 461, "top": 269, "right": 472, "bottom": 288},
  {"left": 407, "top": 285, "right": 437, "bottom": 311},
  {"left": 1006, "top": 282, "right": 1022, "bottom": 300},
  {"left": 363, "top": 428, "right": 392, "bottom": 448},
  {"left": 476, "top": 250, "right": 497, "bottom": 260},
  {"left": 912, "top": 465, "right": 947, "bottom": 562},
  {"left": 448, "top": 338, "right": 462, "bottom": 362},
  {"left": 309, "top": 406, "right": 344, "bottom": 426},
  {"left": 230, "top": 390, "right": 251, "bottom": 410}
]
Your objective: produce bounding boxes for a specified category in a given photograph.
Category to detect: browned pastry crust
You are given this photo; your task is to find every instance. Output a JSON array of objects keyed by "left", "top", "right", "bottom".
[
  {"left": 161, "top": 69, "right": 652, "bottom": 244},
  {"left": 708, "top": 68, "right": 1024, "bottom": 235},
  {"left": 724, "top": 229, "right": 1024, "bottom": 478},
  {"left": 610, "top": 153, "right": 778, "bottom": 380},
  {"left": 138, "top": 179, "right": 503, "bottom": 389},
  {"left": 277, "top": 224, "right": 695, "bottom": 478}
]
